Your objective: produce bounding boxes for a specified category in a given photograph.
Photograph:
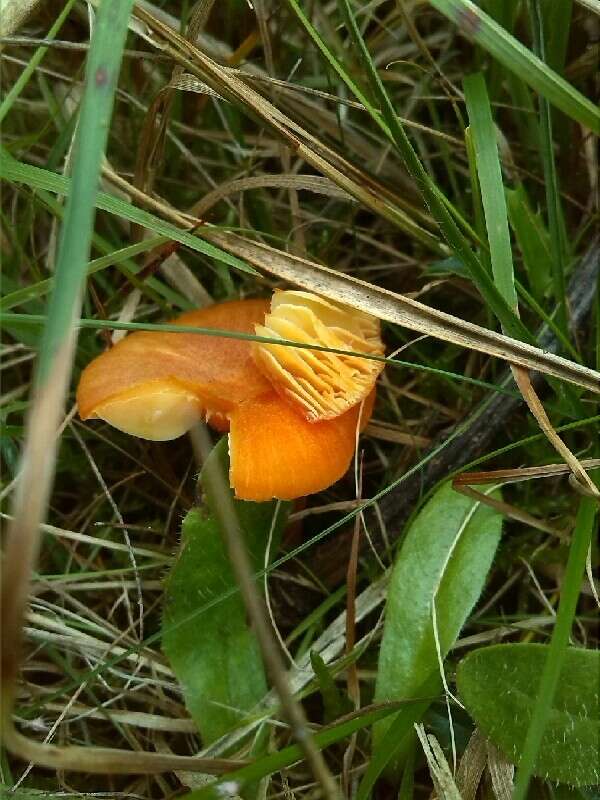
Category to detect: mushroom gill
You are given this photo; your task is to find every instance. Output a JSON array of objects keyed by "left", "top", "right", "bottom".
[{"left": 253, "top": 290, "right": 384, "bottom": 421}]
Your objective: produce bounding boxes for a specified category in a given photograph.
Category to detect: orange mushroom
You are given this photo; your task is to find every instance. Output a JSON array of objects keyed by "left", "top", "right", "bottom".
[{"left": 77, "top": 292, "right": 383, "bottom": 501}]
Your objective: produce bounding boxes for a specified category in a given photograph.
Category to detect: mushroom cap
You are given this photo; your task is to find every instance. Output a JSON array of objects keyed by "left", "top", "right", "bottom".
[
  {"left": 229, "top": 389, "right": 375, "bottom": 501},
  {"left": 76, "top": 294, "right": 381, "bottom": 500},
  {"left": 77, "top": 299, "right": 271, "bottom": 440},
  {"left": 253, "top": 290, "right": 384, "bottom": 421}
]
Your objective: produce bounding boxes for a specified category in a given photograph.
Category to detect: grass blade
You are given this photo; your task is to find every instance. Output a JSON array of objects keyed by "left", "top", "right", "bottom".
[
  {"left": 4, "top": 151, "right": 597, "bottom": 392},
  {"left": 428, "top": 0, "right": 600, "bottom": 133},
  {"left": 333, "top": 0, "right": 529, "bottom": 342},
  {"left": 0, "top": 237, "right": 167, "bottom": 311},
  {"left": 506, "top": 185, "right": 552, "bottom": 302},
  {"left": 463, "top": 72, "right": 518, "bottom": 313},
  {"left": 529, "top": 0, "right": 569, "bottom": 334},
  {"left": 0, "top": 154, "right": 256, "bottom": 275},
  {"left": 0, "top": 0, "right": 78, "bottom": 125},
  {"left": 201, "top": 230, "right": 600, "bottom": 394},
  {"left": 0, "top": 0, "right": 135, "bottom": 742},
  {"left": 541, "top": 0, "right": 573, "bottom": 73},
  {"left": 464, "top": 71, "right": 598, "bottom": 497},
  {"left": 512, "top": 496, "right": 599, "bottom": 800},
  {"left": 181, "top": 701, "right": 413, "bottom": 800}
]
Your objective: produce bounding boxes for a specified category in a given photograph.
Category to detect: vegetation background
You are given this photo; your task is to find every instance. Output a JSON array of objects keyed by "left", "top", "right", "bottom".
[{"left": 0, "top": 0, "right": 598, "bottom": 798}]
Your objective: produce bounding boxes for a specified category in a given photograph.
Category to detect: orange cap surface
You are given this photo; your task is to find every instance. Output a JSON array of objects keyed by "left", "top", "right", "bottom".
[
  {"left": 229, "top": 389, "right": 375, "bottom": 501},
  {"left": 77, "top": 299, "right": 271, "bottom": 438}
]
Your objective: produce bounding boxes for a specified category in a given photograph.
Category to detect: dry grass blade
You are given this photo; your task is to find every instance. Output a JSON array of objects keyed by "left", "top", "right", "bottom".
[
  {"left": 453, "top": 458, "right": 600, "bottom": 486},
  {"left": 192, "top": 174, "right": 350, "bottom": 218},
  {"left": 455, "top": 728, "right": 487, "bottom": 800},
  {"left": 513, "top": 366, "right": 600, "bottom": 497},
  {"left": 453, "top": 457, "right": 600, "bottom": 536},
  {"left": 200, "top": 229, "right": 600, "bottom": 394},
  {"left": 415, "top": 724, "right": 462, "bottom": 800},
  {"left": 191, "top": 424, "right": 343, "bottom": 800},
  {"left": 486, "top": 741, "right": 514, "bottom": 800},
  {"left": 130, "top": 3, "right": 442, "bottom": 252},
  {"left": 453, "top": 484, "right": 565, "bottom": 538},
  {"left": 7, "top": 728, "right": 247, "bottom": 775}
]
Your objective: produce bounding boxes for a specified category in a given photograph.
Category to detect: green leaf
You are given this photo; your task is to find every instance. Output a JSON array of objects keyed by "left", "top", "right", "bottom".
[
  {"left": 457, "top": 643, "right": 600, "bottom": 786},
  {"left": 370, "top": 482, "right": 503, "bottom": 777},
  {"left": 162, "top": 438, "right": 288, "bottom": 744}
]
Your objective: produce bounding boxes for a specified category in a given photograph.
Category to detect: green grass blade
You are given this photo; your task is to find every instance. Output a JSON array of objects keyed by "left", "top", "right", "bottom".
[
  {"left": 31, "top": 1, "right": 133, "bottom": 378},
  {"left": 506, "top": 185, "right": 552, "bottom": 302},
  {"left": 541, "top": 0, "right": 573, "bottom": 73},
  {"left": 286, "top": 0, "right": 382, "bottom": 131},
  {"left": 0, "top": 153, "right": 256, "bottom": 276},
  {"left": 181, "top": 701, "right": 413, "bottom": 800},
  {"left": 31, "top": 187, "right": 192, "bottom": 311},
  {"left": 428, "top": 0, "right": 600, "bottom": 133},
  {"left": 463, "top": 73, "right": 518, "bottom": 314},
  {"left": 0, "top": 0, "right": 78, "bottom": 126},
  {"left": 332, "top": 0, "right": 530, "bottom": 343},
  {"left": 0, "top": 311, "right": 529, "bottom": 397},
  {"left": 0, "top": 237, "right": 166, "bottom": 311},
  {"left": 512, "top": 496, "right": 598, "bottom": 800},
  {"left": 0, "top": 0, "right": 136, "bottom": 733},
  {"left": 356, "top": 674, "right": 440, "bottom": 800},
  {"left": 529, "top": 0, "right": 568, "bottom": 334}
]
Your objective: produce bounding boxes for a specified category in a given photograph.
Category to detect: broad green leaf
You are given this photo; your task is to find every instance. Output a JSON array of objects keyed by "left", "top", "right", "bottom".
[
  {"left": 162, "top": 438, "right": 288, "bottom": 744},
  {"left": 457, "top": 643, "right": 600, "bottom": 786},
  {"left": 370, "top": 482, "right": 502, "bottom": 773}
]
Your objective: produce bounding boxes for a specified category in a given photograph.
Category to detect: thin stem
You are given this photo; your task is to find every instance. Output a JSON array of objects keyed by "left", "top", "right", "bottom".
[{"left": 192, "top": 424, "right": 343, "bottom": 800}]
